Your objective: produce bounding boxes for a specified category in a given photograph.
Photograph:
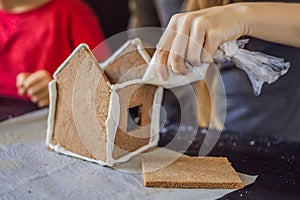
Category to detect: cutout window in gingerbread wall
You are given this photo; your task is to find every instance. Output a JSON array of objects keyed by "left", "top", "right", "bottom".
[{"left": 127, "top": 105, "right": 142, "bottom": 132}]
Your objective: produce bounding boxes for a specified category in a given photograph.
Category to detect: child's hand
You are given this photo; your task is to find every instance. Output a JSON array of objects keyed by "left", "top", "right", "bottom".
[{"left": 16, "top": 70, "right": 52, "bottom": 107}]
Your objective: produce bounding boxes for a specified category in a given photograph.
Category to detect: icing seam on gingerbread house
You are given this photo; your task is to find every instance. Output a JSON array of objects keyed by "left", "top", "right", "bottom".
[
  {"left": 105, "top": 86, "right": 163, "bottom": 166},
  {"left": 100, "top": 38, "right": 151, "bottom": 71},
  {"left": 103, "top": 38, "right": 162, "bottom": 165}
]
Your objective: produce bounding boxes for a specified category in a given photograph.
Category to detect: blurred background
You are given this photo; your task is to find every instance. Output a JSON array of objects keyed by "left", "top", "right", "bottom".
[{"left": 84, "top": 0, "right": 130, "bottom": 39}]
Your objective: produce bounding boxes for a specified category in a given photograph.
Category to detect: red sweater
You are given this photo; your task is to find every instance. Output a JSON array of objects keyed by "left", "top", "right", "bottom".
[{"left": 0, "top": 0, "right": 108, "bottom": 98}]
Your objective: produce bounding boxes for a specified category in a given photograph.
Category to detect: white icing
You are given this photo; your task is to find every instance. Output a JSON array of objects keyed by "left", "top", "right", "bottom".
[
  {"left": 46, "top": 80, "right": 57, "bottom": 146},
  {"left": 48, "top": 143, "right": 106, "bottom": 166},
  {"left": 132, "top": 38, "right": 151, "bottom": 64},
  {"left": 53, "top": 43, "right": 90, "bottom": 78},
  {"left": 111, "top": 79, "right": 144, "bottom": 91},
  {"left": 110, "top": 140, "right": 158, "bottom": 165},
  {"left": 99, "top": 38, "right": 151, "bottom": 70},
  {"left": 99, "top": 40, "right": 132, "bottom": 70},
  {"left": 101, "top": 38, "right": 163, "bottom": 166},
  {"left": 149, "top": 87, "right": 163, "bottom": 145},
  {"left": 105, "top": 90, "right": 121, "bottom": 166},
  {"left": 104, "top": 86, "right": 163, "bottom": 166},
  {"left": 46, "top": 38, "right": 164, "bottom": 167}
]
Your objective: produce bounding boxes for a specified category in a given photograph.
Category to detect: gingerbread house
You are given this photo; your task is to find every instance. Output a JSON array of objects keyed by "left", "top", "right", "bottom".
[{"left": 46, "top": 38, "right": 163, "bottom": 166}]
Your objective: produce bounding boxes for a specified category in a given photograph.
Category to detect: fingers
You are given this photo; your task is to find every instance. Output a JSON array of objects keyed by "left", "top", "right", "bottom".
[
  {"left": 29, "top": 85, "right": 49, "bottom": 104},
  {"left": 186, "top": 19, "right": 206, "bottom": 66},
  {"left": 169, "top": 16, "right": 191, "bottom": 74},
  {"left": 153, "top": 49, "right": 169, "bottom": 81},
  {"left": 16, "top": 72, "right": 30, "bottom": 87},
  {"left": 169, "top": 33, "right": 189, "bottom": 74},
  {"left": 155, "top": 13, "right": 211, "bottom": 81},
  {"left": 36, "top": 96, "right": 50, "bottom": 108},
  {"left": 22, "top": 70, "right": 51, "bottom": 90},
  {"left": 16, "top": 70, "right": 52, "bottom": 107},
  {"left": 26, "top": 77, "right": 49, "bottom": 97},
  {"left": 155, "top": 19, "right": 177, "bottom": 81},
  {"left": 201, "top": 29, "right": 221, "bottom": 63},
  {"left": 155, "top": 14, "right": 192, "bottom": 80},
  {"left": 16, "top": 72, "right": 30, "bottom": 96}
]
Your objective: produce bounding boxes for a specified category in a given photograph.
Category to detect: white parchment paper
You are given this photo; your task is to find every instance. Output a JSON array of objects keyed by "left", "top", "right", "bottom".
[{"left": 0, "top": 109, "right": 256, "bottom": 200}]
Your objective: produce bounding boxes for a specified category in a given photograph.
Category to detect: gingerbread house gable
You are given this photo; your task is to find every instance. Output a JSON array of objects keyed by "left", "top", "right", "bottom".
[{"left": 46, "top": 39, "right": 163, "bottom": 166}]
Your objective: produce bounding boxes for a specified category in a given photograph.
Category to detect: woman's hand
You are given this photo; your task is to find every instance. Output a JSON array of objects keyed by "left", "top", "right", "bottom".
[
  {"left": 154, "top": 2, "right": 300, "bottom": 81},
  {"left": 16, "top": 69, "right": 52, "bottom": 107},
  {"left": 154, "top": 3, "right": 246, "bottom": 80}
]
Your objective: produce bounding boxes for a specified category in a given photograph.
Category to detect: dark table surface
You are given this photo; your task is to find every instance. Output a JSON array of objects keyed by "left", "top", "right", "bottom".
[
  {"left": 1, "top": 96, "right": 299, "bottom": 200},
  {"left": 0, "top": 95, "right": 40, "bottom": 121}
]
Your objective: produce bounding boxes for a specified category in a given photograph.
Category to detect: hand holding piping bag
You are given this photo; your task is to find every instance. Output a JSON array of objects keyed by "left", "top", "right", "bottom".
[{"left": 153, "top": 2, "right": 300, "bottom": 81}]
